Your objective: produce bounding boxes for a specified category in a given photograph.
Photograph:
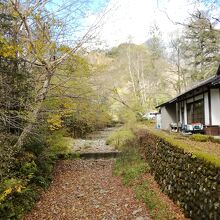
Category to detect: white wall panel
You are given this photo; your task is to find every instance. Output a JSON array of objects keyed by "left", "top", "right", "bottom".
[
  {"left": 161, "top": 105, "right": 176, "bottom": 130},
  {"left": 211, "top": 89, "right": 220, "bottom": 125},
  {"left": 204, "top": 92, "right": 210, "bottom": 125}
]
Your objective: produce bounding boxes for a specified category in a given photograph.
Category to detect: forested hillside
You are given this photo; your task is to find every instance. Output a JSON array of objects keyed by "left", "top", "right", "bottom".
[{"left": 88, "top": 9, "right": 220, "bottom": 121}]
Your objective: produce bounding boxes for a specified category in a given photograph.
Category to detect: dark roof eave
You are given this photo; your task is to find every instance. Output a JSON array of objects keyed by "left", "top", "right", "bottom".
[
  {"left": 156, "top": 98, "right": 177, "bottom": 108},
  {"left": 156, "top": 74, "right": 220, "bottom": 108}
]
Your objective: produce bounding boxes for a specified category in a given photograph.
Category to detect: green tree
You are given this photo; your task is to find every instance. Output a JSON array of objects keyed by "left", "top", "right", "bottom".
[
  {"left": 0, "top": 0, "right": 33, "bottom": 134},
  {"left": 97, "top": 42, "right": 171, "bottom": 121},
  {"left": 44, "top": 52, "right": 112, "bottom": 137},
  {"left": 4, "top": 0, "right": 107, "bottom": 148},
  {"left": 182, "top": 10, "right": 220, "bottom": 81},
  {"left": 168, "top": 35, "right": 189, "bottom": 94},
  {"left": 145, "top": 24, "right": 165, "bottom": 60}
]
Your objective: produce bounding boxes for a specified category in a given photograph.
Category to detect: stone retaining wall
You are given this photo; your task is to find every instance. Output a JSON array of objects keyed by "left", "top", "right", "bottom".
[{"left": 135, "top": 129, "right": 220, "bottom": 220}]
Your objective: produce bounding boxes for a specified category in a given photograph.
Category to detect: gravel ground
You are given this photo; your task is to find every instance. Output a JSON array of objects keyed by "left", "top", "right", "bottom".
[
  {"left": 24, "top": 159, "right": 150, "bottom": 220},
  {"left": 73, "top": 128, "right": 118, "bottom": 153}
]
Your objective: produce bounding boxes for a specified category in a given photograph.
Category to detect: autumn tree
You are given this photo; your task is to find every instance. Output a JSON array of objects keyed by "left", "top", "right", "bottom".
[
  {"left": 4, "top": 0, "right": 108, "bottom": 148},
  {"left": 0, "top": 0, "right": 111, "bottom": 184},
  {"left": 44, "top": 52, "right": 112, "bottom": 137}
]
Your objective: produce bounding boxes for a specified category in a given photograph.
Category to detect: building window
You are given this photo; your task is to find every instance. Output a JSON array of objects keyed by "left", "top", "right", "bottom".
[
  {"left": 187, "top": 99, "right": 204, "bottom": 124},
  {"left": 187, "top": 103, "right": 193, "bottom": 124}
]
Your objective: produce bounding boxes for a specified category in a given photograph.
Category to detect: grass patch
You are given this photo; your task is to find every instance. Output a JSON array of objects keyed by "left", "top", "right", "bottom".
[
  {"left": 113, "top": 147, "right": 149, "bottom": 185},
  {"left": 106, "top": 127, "right": 134, "bottom": 149},
  {"left": 211, "top": 138, "right": 220, "bottom": 144},
  {"left": 134, "top": 182, "right": 176, "bottom": 220},
  {"left": 190, "top": 134, "right": 213, "bottom": 142},
  {"left": 114, "top": 145, "right": 180, "bottom": 220}
]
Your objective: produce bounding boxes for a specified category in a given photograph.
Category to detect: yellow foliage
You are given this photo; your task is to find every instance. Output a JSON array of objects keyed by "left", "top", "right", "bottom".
[
  {"left": 11, "top": 10, "right": 19, "bottom": 17},
  {"left": 63, "top": 102, "right": 73, "bottom": 109},
  {"left": 61, "top": 101, "right": 75, "bottom": 116},
  {"left": 0, "top": 38, "right": 18, "bottom": 58},
  {"left": 47, "top": 114, "right": 63, "bottom": 130},
  {"left": 0, "top": 183, "right": 24, "bottom": 203},
  {"left": 15, "top": 185, "right": 22, "bottom": 193},
  {"left": 4, "top": 188, "right": 12, "bottom": 195},
  {"left": 0, "top": 188, "right": 11, "bottom": 202}
]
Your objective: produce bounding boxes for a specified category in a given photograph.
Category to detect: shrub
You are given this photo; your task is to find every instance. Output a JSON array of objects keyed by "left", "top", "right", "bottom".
[
  {"left": 0, "top": 125, "right": 62, "bottom": 219},
  {"left": 19, "top": 161, "right": 38, "bottom": 180},
  {"left": 33, "top": 151, "right": 57, "bottom": 187},
  {"left": 47, "top": 129, "right": 73, "bottom": 155},
  {"left": 24, "top": 137, "right": 45, "bottom": 156},
  {"left": 0, "top": 134, "right": 19, "bottom": 179},
  {"left": 0, "top": 186, "right": 39, "bottom": 219},
  {"left": 190, "top": 134, "right": 213, "bottom": 142},
  {"left": 0, "top": 178, "right": 24, "bottom": 204},
  {"left": 0, "top": 149, "right": 57, "bottom": 219},
  {"left": 64, "top": 108, "right": 112, "bottom": 138}
]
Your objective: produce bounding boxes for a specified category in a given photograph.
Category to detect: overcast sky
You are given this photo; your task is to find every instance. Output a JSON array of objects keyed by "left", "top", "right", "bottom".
[{"left": 85, "top": 0, "right": 219, "bottom": 48}]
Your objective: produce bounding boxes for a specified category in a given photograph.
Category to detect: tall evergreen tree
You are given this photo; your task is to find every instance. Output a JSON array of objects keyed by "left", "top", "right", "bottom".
[
  {"left": 0, "top": 0, "right": 33, "bottom": 134},
  {"left": 183, "top": 10, "right": 220, "bottom": 81}
]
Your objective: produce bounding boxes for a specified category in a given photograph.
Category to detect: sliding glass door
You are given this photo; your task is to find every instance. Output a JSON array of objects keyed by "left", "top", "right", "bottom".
[{"left": 187, "top": 99, "right": 204, "bottom": 124}]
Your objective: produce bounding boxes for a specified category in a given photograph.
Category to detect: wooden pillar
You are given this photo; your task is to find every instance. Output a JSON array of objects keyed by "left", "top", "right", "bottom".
[
  {"left": 208, "top": 89, "right": 212, "bottom": 125},
  {"left": 176, "top": 101, "right": 179, "bottom": 132},
  {"left": 192, "top": 90, "right": 195, "bottom": 123}
]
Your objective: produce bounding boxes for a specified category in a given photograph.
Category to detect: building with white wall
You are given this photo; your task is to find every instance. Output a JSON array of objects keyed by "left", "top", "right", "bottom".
[{"left": 156, "top": 66, "right": 220, "bottom": 135}]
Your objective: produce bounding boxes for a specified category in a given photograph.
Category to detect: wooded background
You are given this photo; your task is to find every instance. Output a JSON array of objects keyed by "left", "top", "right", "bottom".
[{"left": 0, "top": 0, "right": 219, "bottom": 218}]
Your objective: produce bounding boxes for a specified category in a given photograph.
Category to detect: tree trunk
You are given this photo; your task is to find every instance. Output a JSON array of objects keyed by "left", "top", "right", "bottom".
[
  {"left": 14, "top": 71, "right": 53, "bottom": 148},
  {"left": 127, "top": 44, "right": 137, "bottom": 97}
]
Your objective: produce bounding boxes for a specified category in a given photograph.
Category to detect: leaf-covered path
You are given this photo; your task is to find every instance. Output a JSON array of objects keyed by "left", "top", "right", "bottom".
[
  {"left": 24, "top": 159, "right": 150, "bottom": 220},
  {"left": 24, "top": 128, "right": 150, "bottom": 220}
]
